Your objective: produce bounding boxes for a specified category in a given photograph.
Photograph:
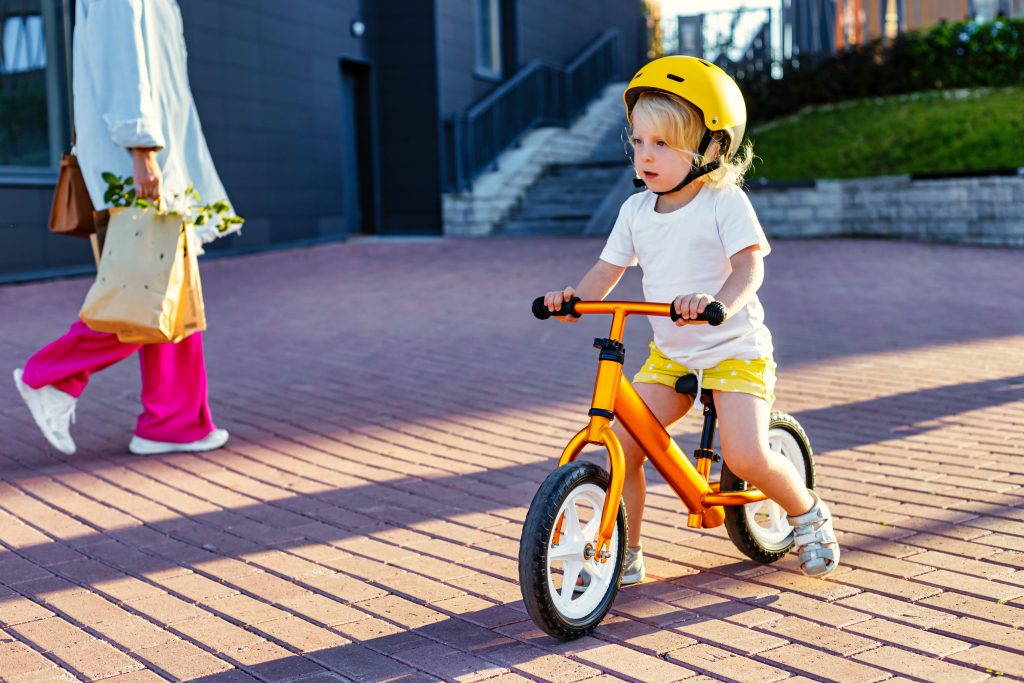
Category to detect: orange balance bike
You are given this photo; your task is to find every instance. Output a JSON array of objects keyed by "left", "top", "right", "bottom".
[{"left": 519, "top": 297, "right": 814, "bottom": 640}]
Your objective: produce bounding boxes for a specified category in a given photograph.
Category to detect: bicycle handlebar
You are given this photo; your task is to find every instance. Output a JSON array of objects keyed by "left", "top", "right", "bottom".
[{"left": 531, "top": 297, "right": 726, "bottom": 326}]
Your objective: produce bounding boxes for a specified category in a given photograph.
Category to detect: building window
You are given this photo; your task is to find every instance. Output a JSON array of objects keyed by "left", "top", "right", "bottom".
[
  {"left": 1, "top": 0, "right": 70, "bottom": 169},
  {"left": 475, "top": 0, "right": 502, "bottom": 79}
]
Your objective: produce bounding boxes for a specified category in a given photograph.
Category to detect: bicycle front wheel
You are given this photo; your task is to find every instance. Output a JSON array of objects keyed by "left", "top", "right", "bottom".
[
  {"left": 519, "top": 461, "right": 626, "bottom": 640},
  {"left": 721, "top": 411, "right": 815, "bottom": 563}
]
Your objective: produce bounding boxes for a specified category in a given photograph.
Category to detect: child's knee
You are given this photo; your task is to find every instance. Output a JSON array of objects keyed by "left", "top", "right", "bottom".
[{"left": 724, "top": 443, "right": 771, "bottom": 479}]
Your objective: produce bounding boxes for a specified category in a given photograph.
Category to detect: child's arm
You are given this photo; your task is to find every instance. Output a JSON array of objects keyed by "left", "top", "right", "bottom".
[
  {"left": 673, "top": 245, "right": 763, "bottom": 322},
  {"left": 544, "top": 259, "right": 627, "bottom": 322}
]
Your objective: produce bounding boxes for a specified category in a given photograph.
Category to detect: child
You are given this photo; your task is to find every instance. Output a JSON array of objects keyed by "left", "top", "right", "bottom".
[{"left": 543, "top": 56, "right": 840, "bottom": 582}]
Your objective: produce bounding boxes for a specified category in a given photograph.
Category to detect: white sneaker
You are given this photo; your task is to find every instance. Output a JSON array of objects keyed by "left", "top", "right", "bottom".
[
  {"left": 576, "top": 544, "right": 646, "bottom": 593},
  {"left": 129, "top": 428, "right": 229, "bottom": 455},
  {"left": 13, "top": 369, "right": 77, "bottom": 455},
  {"left": 621, "top": 545, "right": 646, "bottom": 585}
]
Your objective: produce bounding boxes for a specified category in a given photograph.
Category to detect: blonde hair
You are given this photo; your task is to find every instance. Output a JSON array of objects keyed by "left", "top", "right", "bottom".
[{"left": 630, "top": 91, "right": 752, "bottom": 189}]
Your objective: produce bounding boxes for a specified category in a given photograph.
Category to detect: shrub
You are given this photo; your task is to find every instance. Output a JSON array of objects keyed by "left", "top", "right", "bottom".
[{"left": 735, "top": 17, "right": 1024, "bottom": 122}]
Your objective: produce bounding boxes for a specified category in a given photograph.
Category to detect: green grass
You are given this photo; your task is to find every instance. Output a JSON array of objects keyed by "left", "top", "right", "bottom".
[{"left": 746, "top": 87, "right": 1024, "bottom": 181}]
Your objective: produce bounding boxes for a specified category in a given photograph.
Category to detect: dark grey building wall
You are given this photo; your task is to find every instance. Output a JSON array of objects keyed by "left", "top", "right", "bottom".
[
  {"left": 182, "top": 0, "right": 370, "bottom": 251},
  {"left": 436, "top": 0, "right": 645, "bottom": 118},
  {"left": 368, "top": 1, "right": 442, "bottom": 235},
  {"left": 516, "top": 0, "right": 644, "bottom": 73}
]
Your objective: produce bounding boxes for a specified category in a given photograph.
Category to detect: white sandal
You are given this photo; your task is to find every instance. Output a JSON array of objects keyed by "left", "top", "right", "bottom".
[{"left": 788, "top": 491, "right": 840, "bottom": 577}]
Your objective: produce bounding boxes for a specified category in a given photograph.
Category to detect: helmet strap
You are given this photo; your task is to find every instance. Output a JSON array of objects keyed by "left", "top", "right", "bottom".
[{"left": 634, "top": 130, "right": 721, "bottom": 195}]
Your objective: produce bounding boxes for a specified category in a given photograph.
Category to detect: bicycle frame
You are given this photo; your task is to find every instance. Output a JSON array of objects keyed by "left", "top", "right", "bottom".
[{"left": 554, "top": 301, "right": 768, "bottom": 562}]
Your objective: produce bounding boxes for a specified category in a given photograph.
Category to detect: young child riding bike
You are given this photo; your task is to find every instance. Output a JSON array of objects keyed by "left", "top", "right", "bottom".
[{"left": 543, "top": 56, "right": 840, "bottom": 582}]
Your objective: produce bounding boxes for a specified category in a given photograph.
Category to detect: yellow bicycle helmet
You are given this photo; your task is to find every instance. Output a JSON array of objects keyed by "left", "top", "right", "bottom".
[{"left": 624, "top": 55, "right": 747, "bottom": 193}]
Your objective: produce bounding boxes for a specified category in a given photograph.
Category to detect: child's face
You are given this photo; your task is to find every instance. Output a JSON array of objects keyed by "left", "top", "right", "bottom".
[{"left": 630, "top": 114, "right": 692, "bottom": 194}]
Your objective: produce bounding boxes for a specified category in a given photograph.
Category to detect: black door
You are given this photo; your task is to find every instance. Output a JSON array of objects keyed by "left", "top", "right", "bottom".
[{"left": 339, "top": 59, "right": 378, "bottom": 235}]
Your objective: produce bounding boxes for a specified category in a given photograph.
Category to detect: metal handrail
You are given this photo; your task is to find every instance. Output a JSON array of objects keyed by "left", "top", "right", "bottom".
[{"left": 445, "top": 29, "right": 622, "bottom": 192}]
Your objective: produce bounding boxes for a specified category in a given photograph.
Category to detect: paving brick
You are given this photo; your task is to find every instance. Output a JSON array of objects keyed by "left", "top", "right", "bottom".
[
  {"left": 853, "top": 645, "right": 990, "bottom": 682},
  {"left": 223, "top": 640, "right": 327, "bottom": 681},
  {"left": 170, "top": 616, "right": 265, "bottom": 653},
  {"left": 917, "top": 592, "right": 1024, "bottom": 627},
  {"left": 392, "top": 642, "right": 507, "bottom": 682},
  {"left": 834, "top": 569, "right": 944, "bottom": 601},
  {"left": 125, "top": 593, "right": 212, "bottom": 625},
  {"left": 751, "top": 571, "right": 862, "bottom": 601},
  {"left": 610, "top": 596, "right": 695, "bottom": 627},
  {"left": 308, "top": 643, "right": 421, "bottom": 681},
  {"left": 836, "top": 593, "right": 956, "bottom": 629},
  {"left": 255, "top": 617, "right": 351, "bottom": 652},
  {"left": 0, "top": 597, "right": 53, "bottom": 626},
  {"left": 574, "top": 643, "right": 696, "bottom": 682},
  {"left": 757, "top": 615, "right": 877, "bottom": 655},
  {"left": 665, "top": 643, "right": 790, "bottom": 683},
  {"left": 756, "top": 592, "right": 871, "bottom": 628},
  {"left": 932, "top": 617, "right": 1024, "bottom": 653},
  {"left": 912, "top": 569, "right": 1024, "bottom": 602},
  {"left": 206, "top": 594, "right": 293, "bottom": 625},
  {"left": 675, "top": 618, "right": 788, "bottom": 656},
  {"left": 947, "top": 645, "right": 1024, "bottom": 678},
  {"left": 158, "top": 572, "right": 240, "bottom": 602},
  {"left": 275, "top": 592, "right": 367, "bottom": 627},
  {"left": 0, "top": 638, "right": 65, "bottom": 679},
  {"left": 844, "top": 617, "right": 971, "bottom": 656},
  {"left": 484, "top": 642, "right": 600, "bottom": 682},
  {"left": 43, "top": 641, "right": 145, "bottom": 680},
  {"left": 758, "top": 643, "right": 889, "bottom": 682}
]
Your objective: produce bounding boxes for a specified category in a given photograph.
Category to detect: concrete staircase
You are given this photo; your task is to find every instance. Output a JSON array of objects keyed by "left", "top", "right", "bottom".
[{"left": 498, "top": 127, "right": 638, "bottom": 236}]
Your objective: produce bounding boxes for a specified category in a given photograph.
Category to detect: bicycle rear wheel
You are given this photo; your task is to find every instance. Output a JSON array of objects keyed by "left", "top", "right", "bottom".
[
  {"left": 721, "top": 411, "right": 814, "bottom": 563},
  {"left": 519, "top": 461, "right": 626, "bottom": 640}
]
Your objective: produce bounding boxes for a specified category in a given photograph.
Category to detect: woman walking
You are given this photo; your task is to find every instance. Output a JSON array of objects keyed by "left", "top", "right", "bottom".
[{"left": 13, "top": 0, "right": 238, "bottom": 456}]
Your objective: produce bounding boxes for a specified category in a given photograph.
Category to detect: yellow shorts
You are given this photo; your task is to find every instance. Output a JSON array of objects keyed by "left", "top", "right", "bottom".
[{"left": 633, "top": 343, "right": 777, "bottom": 404}]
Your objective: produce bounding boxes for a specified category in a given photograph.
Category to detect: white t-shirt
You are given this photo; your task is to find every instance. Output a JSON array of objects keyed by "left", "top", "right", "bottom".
[{"left": 599, "top": 184, "right": 774, "bottom": 370}]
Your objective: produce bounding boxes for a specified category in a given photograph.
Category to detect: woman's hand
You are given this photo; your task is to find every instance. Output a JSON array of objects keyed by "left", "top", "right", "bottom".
[
  {"left": 131, "top": 148, "right": 162, "bottom": 200},
  {"left": 544, "top": 286, "right": 579, "bottom": 323},
  {"left": 672, "top": 292, "right": 720, "bottom": 325}
]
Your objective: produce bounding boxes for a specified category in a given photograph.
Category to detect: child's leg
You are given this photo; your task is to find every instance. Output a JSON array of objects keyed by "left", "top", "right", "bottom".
[
  {"left": 610, "top": 382, "right": 692, "bottom": 547},
  {"left": 712, "top": 391, "right": 814, "bottom": 516},
  {"left": 22, "top": 321, "right": 141, "bottom": 397},
  {"left": 135, "top": 331, "right": 217, "bottom": 443}
]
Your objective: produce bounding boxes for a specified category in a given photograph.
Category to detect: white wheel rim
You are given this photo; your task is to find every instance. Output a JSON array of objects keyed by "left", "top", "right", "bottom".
[
  {"left": 743, "top": 428, "right": 807, "bottom": 550},
  {"left": 545, "top": 483, "right": 619, "bottom": 620}
]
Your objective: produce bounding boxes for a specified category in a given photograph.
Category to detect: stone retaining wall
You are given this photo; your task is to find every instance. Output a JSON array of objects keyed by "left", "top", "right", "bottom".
[{"left": 748, "top": 172, "right": 1024, "bottom": 247}]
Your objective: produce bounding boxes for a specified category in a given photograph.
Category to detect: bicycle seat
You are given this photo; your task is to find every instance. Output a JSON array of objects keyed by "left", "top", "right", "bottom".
[{"left": 674, "top": 374, "right": 714, "bottom": 407}]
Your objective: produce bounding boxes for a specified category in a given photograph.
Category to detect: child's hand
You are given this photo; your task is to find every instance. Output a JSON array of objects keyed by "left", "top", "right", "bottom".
[
  {"left": 673, "top": 293, "right": 720, "bottom": 325},
  {"left": 544, "top": 287, "right": 579, "bottom": 323}
]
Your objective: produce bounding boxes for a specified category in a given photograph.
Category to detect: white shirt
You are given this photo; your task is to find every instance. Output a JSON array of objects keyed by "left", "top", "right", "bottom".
[
  {"left": 599, "top": 185, "right": 774, "bottom": 370},
  {"left": 73, "top": 0, "right": 237, "bottom": 242}
]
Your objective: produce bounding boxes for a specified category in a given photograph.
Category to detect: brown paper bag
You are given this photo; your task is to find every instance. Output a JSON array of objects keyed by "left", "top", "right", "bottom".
[{"left": 80, "top": 207, "right": 205, "bottom": 344}]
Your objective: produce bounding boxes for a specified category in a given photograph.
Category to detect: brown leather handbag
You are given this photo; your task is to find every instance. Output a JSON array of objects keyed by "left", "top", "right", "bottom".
[{"left": 48, "top": 149, "right": 97, "bottom": 238}]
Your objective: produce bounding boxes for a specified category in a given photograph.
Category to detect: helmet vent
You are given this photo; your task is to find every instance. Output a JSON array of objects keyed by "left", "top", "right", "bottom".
[
  {"left": 666, "top": 73, "right": 685, "bottom": 83},
  {"left": 699, "top": 60, "right": 711, "bottom": 67}
]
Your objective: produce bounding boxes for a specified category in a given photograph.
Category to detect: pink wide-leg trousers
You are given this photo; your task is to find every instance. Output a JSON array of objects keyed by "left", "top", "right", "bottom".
[{"left": 22, "top": 321, "right": 216, "bottom": 443}]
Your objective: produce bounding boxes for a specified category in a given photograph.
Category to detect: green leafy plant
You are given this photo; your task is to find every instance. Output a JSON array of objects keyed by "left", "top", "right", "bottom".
[
  {"left": 101, "top": 172, "right": 244, "bottom": 235},
  {"left": 735, "top": 18, "right": 1024, "bottom": 123}
]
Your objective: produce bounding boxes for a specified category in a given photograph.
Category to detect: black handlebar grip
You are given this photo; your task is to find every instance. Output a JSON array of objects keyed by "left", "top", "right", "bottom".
[
  {"left": 670, "top": 300, "right": 727, "bottom": 326},
  {"left": 532, "top": 296, "right": 581, "bottom": 320}
]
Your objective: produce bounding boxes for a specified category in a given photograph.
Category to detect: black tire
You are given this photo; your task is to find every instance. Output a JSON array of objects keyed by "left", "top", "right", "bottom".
[
  {"left": 721, "top": 411, "right": 815, "bottom": 563},
  {"left": 519, "top": 461, "right": 627, "bottom": 640}
]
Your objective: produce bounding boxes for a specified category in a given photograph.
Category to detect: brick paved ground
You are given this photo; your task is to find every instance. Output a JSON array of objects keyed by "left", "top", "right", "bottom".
[{"left": 1, "top": 237, "right": 1022, "bottom": 683}]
